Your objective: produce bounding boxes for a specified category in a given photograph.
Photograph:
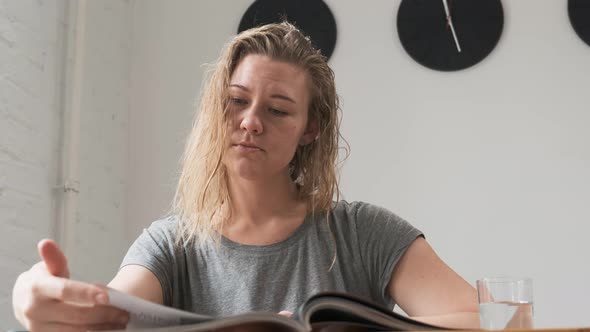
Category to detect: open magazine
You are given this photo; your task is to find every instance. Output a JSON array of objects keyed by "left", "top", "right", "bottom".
[{"left": 105, "top": 288, "right": 448, "bottom": 331}]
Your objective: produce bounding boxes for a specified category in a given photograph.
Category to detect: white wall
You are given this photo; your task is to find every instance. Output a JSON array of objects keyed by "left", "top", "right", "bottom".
[
  {"left": 69, "top": 0, "right": 131, "bottom": 284},
  {"left": 0, "top": 0, "right": 131, "bottom": 329},
  {"left": 128, "top": 0, "right": 590, "bottom": 328}
]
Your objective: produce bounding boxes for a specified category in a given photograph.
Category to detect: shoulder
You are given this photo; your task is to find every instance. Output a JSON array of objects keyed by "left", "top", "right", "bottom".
[
  {"left": 330, "top": 200, "right": 420, "bottom": 235},
  {"left": 133, "top": 216, "right": 180, "bottom": 248},
  {"left": 331, "top": 200, "right": 404, "bottom": 222},
  {"left": 147, "top": 216, "right": 179, "bottom": 232}
]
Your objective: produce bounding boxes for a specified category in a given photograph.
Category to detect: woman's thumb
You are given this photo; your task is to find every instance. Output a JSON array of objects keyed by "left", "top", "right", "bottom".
[{"left": 37, "top": 239, "right": 70, "bottom": 278}]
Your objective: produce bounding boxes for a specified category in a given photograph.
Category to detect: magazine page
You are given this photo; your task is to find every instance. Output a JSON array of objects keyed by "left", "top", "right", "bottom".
[
  {"left": 107, "top": 288, "right": 211, "bottom": 328},
  {"left": 296, "top": 292, "right": 446, "bottom": 331}
]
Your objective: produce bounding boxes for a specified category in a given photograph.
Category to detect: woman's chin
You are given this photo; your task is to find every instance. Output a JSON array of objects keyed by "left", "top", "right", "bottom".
[
  {"left": 224, "top": 159, "right": 289, "bottom": 182},
  {"left": 228, "top": 166, "right": 267, "bottom": 181}
]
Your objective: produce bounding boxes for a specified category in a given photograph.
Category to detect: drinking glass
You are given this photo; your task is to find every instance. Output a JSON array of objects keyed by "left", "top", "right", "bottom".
[{"left": 476, "top": 277, "right": 534, "bottom": 330}]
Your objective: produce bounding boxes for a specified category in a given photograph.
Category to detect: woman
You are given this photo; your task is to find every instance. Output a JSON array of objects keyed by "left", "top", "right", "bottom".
[{"left": 12, "top": 22, "right": 479, "bottom": 332}]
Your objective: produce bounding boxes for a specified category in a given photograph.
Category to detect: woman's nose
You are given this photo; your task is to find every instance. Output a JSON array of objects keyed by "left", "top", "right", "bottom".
[{"left": 240, "top": 107, "right": 263, "bottom": 135}]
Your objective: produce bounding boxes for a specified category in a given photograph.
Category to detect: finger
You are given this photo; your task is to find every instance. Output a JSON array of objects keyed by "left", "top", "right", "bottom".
[
  {"left": 38, "top": 239, "right": 70, "bottom": 278},
  {"left": 278, "top": 310, "right": 293, "bottom": 317},
  {"left": 34, "top": 275, "right": 109, "bottom": 305},
  {"left": 29, "top": 321, "right": 127, "bottom": 332},
  {"left": 38, "top": 301, "right": 129, "bottom": 326}
]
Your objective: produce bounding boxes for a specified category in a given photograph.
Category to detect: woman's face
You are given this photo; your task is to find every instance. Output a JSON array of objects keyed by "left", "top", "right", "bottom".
[{"left": 224, "top": 54, "right": 317, "bottom": 181}]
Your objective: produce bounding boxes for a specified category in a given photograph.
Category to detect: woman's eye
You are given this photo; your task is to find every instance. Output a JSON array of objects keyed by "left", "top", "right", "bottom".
[
  {"left": 230, "top": 97, "right": 247, "bottom": 105},
  {"left": 269, "top": 108, "right": 287, "bottom": 116}
]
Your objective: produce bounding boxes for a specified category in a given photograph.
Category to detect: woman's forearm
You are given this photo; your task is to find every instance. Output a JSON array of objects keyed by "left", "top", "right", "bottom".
[{"left": 412, "top": 311, "right": 480, "bottom": 330}]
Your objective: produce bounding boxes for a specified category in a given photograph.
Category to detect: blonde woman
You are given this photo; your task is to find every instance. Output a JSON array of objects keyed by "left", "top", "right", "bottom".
[{"left": 12, "top": 22, "right": 479, "bottom": 332}]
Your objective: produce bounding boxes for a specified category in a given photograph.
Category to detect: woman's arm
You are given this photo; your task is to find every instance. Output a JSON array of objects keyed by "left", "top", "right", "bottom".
[
  {"left": 108, "top": 265, "right": 163, "bottom": 305},
  {"left": 388, "top": 237, "right": 480, "bottom": 329}
]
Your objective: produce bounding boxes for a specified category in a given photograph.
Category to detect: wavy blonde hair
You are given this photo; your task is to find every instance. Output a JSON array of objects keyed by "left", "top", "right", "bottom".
[{"left": 172, "top": 22, "right": 347, "bottom": 247}]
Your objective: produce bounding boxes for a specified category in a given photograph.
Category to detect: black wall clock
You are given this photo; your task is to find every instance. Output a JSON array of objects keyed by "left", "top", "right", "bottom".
[
  {"left": 238, "top": 0, "right": 338, "bottom": 60},
  {"left": 568, "top": 0, "right": 590, "bottom": 47},
  {"left": 397, "top": 0, "right": 504, "bottom": 71}
]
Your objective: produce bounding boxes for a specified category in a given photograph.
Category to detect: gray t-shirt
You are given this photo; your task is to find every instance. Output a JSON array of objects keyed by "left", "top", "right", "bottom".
[{"left": 120, "top": 200, "right": 423, "bottom": 315}]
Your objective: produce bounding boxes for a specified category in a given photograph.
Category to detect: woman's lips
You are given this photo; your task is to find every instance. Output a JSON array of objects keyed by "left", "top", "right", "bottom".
[{"left": 233, "top": 144, "right": 263, "bottom": 152}]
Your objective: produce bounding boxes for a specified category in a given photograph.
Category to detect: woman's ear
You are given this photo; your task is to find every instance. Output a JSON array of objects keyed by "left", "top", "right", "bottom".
[{"left": 300, "top": 117, "right": 319, "bottom": 146}]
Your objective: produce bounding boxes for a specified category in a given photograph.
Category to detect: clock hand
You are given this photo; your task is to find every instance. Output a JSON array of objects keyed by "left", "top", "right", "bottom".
[{"left": 442, "top": 0, "right": 462, "bottom": 53}]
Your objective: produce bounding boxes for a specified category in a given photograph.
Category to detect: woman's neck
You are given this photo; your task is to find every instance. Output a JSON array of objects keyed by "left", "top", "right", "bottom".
[
  {"left": 223, "top": 173, "right": 309, "bottom": 245},
  {"left": 226, "top": 173, "right": 305, "bottom": 226}
]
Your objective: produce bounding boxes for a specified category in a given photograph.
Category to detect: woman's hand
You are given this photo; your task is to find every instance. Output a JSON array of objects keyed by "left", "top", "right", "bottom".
[{"left": 12, "top": 239, "right": 130, "bottom": 332}]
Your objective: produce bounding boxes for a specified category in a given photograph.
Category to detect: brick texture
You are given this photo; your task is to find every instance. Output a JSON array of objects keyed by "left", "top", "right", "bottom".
[{"left": 0, "top": 0, "right": 130, "bottom": 329}]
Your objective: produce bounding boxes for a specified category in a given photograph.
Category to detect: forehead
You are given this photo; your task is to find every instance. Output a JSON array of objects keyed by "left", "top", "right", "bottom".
[{"left": 230, "top": 54, "right": 310, "bottom": 99}]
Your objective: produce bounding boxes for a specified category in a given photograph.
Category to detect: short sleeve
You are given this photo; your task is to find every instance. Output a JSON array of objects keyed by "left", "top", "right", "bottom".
[
  {"left": 353, "top": 202, "right": 423, "bottom": 306},
  {"left": 119, "top": 218, "right": 178, "bottom": 306}
]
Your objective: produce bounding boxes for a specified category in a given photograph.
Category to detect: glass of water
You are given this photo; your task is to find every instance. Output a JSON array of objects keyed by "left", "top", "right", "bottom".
[{"left": 476, "top": 277, "right": 534, "bottom": 330}]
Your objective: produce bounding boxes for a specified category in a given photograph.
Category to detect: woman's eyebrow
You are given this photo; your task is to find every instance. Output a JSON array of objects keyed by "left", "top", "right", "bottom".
[
  {"left": 229, "top": 84, "right": 296, "bottom": 104},
  {"left": 229, "top": 83, "right": 249, "bottom": 91},
  {"left": 270, "top": 94, "right": 296, "bottom": 104}
]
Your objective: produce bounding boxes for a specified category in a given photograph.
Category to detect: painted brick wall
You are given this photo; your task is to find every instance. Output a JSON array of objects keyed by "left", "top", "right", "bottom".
[
  {"left": 0, "top": 0, "right": 131, "bottom": 329},
  {"left": 0, "top": 0, "right": 66, "bottom": 329}
]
